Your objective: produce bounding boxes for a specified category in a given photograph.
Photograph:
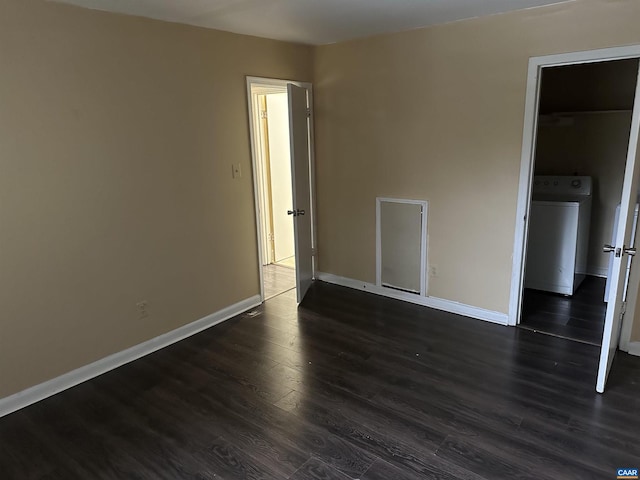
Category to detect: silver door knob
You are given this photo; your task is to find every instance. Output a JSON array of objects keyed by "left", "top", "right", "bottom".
[
  {"left": 603, "top": 244, "right": 615, "bottom": 253},
  {"left": 296, "top": 209, "right": 305, "bottom": 216},
  {"left": 287, "top": 210, "right": 296, "bottom": 216},
  {"left": 624, "top": 247, "right": 637, "bottom": 256}
]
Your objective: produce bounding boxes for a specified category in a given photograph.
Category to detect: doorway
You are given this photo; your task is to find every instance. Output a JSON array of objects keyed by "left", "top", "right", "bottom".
[
  {"left": 246, "top": 77, "right": 316, "bottom": 303},
  {"left": 510, "top": 45, "right": 640, "bottom": 393},
  {"left": 519, "top": 59, "right": 638, "bottom": 345}
]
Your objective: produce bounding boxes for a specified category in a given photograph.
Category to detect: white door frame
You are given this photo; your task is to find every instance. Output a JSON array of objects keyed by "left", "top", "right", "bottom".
[
  {"left": 509, "top": 45, "right": 640, "bottom": 327},
  {"left": 246, "top": 76, "right": 317, "bottom": 302}
]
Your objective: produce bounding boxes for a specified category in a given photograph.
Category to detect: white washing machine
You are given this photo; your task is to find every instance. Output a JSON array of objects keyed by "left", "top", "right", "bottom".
[{"left": 525, "top": 176, "right": 592, "bottom": 295}]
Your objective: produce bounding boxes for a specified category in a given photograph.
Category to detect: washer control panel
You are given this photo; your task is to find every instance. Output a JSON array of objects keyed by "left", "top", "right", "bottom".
[{"left": 532, "top": 176, "right": 592, "bottom": 196}]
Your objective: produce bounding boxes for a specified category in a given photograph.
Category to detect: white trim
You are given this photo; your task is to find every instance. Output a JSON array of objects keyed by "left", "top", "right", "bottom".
[
  {"left": 306, "top": 84, "right": 318, "bottom": 277},
  {"left": 627, "top": 341, "right": 640, "bottom": 356},
  {"left": 246, "top": 76, "right": 311, "bottom": 90},
  {"left": 246, "top": 76, "right": 316, "bottom": 298},
  {"left": 375, "top": 197, "right": 428, "bottom": 296},
  {"left": 509, "top": 44, "right": 640, "bottom": 327},
  {"left": 247, "top": 80, "right": 266, "bottom": 302},
  {"left": 585, "top": 266, "right": 608, "bottom": 278},
  {"left": 0, "top": 295, "right": 261, "bottom": 418},
  {"left": 523, "top": 45, "right": 640, "bottom": 68},
  {"left": 317, "top": 272, "right": 508, "bottom": 326}
]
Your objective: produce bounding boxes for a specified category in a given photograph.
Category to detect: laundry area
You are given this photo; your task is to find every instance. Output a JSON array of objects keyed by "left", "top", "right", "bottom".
[{"left": 521, "top": 58, "right": 639, "bottom": 345}]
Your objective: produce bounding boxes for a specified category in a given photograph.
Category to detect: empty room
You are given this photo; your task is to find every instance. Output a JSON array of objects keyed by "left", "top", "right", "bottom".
[{"left": 2, "top": 0, "right": 640, "bottom": 478}]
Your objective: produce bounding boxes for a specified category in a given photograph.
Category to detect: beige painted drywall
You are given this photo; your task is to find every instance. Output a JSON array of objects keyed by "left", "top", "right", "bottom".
[
  {"left": 0, "top": 0, "right": 312, "bottom": 399},
  {"left": 535, "top": 112, "right": 632, "bottom": 276},
  {"left": 627, "top": 244, "right": 640, "bottom": 345},
  {"left": 313, "top": 0, "right": 640, "bottom": 317},
  {"left": 633, "top": 287, "right": 640, "bottom": 342}
]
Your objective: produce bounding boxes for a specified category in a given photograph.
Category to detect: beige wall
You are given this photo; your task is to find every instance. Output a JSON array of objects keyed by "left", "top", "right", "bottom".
[
  {"left": 6, "top": 0, "right": 640, "bottom": 401},
  {"left": 535, "top": 112, "right": 632, "bottom": 276},
  {"left": 313, "top": 0, "right": 640, "bottom": 319},
  {"left": 0, "top": 0, "right": 312, "bottom": 398},
  {"left": 633, "top": 282, "right": 640, "bottom": 341}
]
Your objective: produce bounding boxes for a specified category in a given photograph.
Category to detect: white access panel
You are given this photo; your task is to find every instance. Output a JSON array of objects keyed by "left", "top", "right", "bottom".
[{"left": 376, "top": 198, "right": 428, "bottom": 296}]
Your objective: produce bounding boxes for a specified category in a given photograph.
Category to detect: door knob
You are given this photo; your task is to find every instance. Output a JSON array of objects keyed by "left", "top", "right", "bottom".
[
  {"left": 624, "top": 247, "right": 637, "bottom": 256},
  {"left": 603, "top": 244, "right": 615, "bottom": 253},
  {"left": 287, "top": 210, "right": 296, "bottom": 216},
  {"left": 296, "top": 209, "right": 305, "bottom": 216}
]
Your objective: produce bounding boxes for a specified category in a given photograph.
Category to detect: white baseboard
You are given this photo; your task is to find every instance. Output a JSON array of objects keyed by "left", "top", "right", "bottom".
[
  {"left": 0, "top": 294, "right": 261, "bottom": 418},
  {"left": 316, "top": 272, "right": 509, "bottom": 326},
  {"left": 628, "top": 342, "right": 640, "bottom": 357},
  {"left": 585, "top": 266, "right": 608, "bottom": 278}
]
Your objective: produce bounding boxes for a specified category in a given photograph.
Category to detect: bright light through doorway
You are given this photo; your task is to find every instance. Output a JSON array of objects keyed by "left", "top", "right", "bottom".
[{"left": 250, "top": 82, "right": 297, "bottom": 300}]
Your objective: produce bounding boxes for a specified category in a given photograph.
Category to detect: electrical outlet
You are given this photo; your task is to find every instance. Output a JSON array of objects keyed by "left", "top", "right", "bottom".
[
  {"left": 429, "top": 265, "right": 438, "bottom": 277},
  {"left": 136, "top": 301, "right": 149, "bottom": 319},
  {"left": 232, "top": 163, "right": 242, "bottom": 179}
]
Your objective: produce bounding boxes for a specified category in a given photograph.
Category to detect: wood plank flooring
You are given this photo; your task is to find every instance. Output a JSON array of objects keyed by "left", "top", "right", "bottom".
[
  {"left": 1, "top": 281, "right": 640, "bottom": 479},
  {"left": 263, "top": 264, "right": 296, "bottom": 300},
  {"left": 521, "top": 276, "right": 607, "bottom": 345}
]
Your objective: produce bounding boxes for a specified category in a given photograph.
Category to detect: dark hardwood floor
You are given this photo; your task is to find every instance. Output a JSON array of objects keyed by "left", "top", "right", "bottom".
[
  {"left": 520, "top": 276, "right": 607, "bottom": 345},
  {"left": 2, "top": 281, "right": 640, "bottom": 479}
]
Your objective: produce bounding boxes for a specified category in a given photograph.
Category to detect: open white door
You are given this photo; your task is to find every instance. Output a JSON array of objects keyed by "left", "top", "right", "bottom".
[
  {"left": 597, "top": 64, "right": 640, "bottom": 393},
  {"left": 287, "top": 83, "right": 313, "bottom": 303}
]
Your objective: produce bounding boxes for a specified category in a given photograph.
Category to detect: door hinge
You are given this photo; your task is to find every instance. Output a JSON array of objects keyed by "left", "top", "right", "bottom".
[
  {"left": 311, "top": 247, "right": 317, "bottom": 256},
  {"left": 268, "top": 233, "right": 274, "bottom": 241},
  {"left": 621, "top": 301, "right": 627, "bottom": 316},
  {"left": 260, "top": 110, "right": 268, "bottom": 119},
  {"left": 306, "top": 108, "right": 311, "bottom": 118}
]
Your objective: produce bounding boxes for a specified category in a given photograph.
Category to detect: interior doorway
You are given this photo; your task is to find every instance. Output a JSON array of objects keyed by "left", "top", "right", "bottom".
[
  {"left": 256, "top": 89, "right": 296, "bottom": 299},
  {"left": 510, "top": 45, "right": 640, "bottom": 393},
  {"left": 519, "top": 59, "right": 638, "bottom": 345},
  {"left": 246, "top": 77, "right": 316, "bottom": 303}
]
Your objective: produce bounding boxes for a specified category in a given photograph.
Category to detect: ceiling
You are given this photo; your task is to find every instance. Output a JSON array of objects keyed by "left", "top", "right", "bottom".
[{"left": 52, "top": 0, "right": 574, "bottom": 45}]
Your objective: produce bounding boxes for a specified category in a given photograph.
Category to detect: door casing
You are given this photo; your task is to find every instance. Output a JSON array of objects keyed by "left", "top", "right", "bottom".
[
  {"left": 246, "top": 76, "right": 317, "bottom": 302},
  {"left": 509, "top": 45, "right": 640, "bottom": 340}
]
